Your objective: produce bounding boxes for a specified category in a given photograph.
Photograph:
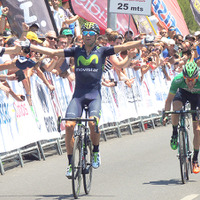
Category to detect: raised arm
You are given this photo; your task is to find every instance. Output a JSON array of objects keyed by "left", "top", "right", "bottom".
[
  {"left": 30, "top": 44, "right": 65, "bottom": 57},
  {"left": 114, "top": 40, "right": 143, "bottom": 54}
]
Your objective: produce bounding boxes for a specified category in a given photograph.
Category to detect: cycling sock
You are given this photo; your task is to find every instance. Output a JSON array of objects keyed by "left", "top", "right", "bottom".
[
  {"left": 172, "top": 125, "right": 178, "bottom": 136},
  {"left": 193, "top": 149, "right": 199, "bottom": 162},
  {"left": 68, "top": 155, "right": 73, "bottom": 165},
  {"left": 93, "top": 145, "right": 99, "bottom": 152}
]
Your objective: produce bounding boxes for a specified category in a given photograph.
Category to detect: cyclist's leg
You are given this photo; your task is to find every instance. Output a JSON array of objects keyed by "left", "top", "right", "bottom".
[
  {"left": 65, "top": 97, "right": 82, "bottom": 176},
  {"left": 87, "top": 93, "right": 101, "bottom": 169},
  {"left": 190, "top": 94, "right": 200, "bottom": 173},
  {"left": 171, "top": 89, "right": 185, "bottom": 150}
]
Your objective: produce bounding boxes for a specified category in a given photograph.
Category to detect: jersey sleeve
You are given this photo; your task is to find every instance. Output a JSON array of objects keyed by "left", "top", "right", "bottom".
[
  {"left": 169, "top": 73, "right": 183, "bottom": 94},
  {"left": 64, "top": 47, "right": 76, "bottom": 57},
  {"left": 103, "top": 46, "right": 115, "bottom": 57}
]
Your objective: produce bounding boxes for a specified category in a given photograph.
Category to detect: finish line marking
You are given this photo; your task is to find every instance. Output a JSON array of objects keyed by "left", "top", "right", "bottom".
[{"left": 180, "top": 194, "right": 199, "bottom": 200}]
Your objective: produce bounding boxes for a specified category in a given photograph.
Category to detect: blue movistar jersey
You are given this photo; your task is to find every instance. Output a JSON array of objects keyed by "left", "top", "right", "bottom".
[{"left": 64, "top": 45, "right": 115, "bottom": 90}]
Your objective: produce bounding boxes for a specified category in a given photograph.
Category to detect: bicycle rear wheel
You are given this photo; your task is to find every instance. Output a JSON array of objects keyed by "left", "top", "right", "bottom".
[
  {"left": 179, "top": 130, "right": 188, "bottom": 184},
  {"left": 72, "top": 136, "right": 82, "bottom": 199},
  {"left": 83, "top": 136, "right": 93, "bottom": 194}
]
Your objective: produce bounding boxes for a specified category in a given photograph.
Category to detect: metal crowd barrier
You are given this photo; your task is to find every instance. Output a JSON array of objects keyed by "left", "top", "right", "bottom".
[{"left": 0, "top": 113, "right": 162, "bottom": 175}]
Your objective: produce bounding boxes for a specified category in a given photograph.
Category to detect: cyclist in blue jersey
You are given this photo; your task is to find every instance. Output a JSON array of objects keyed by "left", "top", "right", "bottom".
[{"left": 25, "top": 22, "right": 153, "bottom": 178}]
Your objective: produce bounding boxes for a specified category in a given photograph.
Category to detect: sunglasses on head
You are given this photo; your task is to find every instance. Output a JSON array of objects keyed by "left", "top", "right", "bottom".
[
  {"left": 47, "top": 36, "right": 57, "bottom": 41},
  {"left": 82, "top": 31, "right": 96, "bottom": 36},
  {"left": 169, "top": 28, "right": 176, "bottom": 31}
]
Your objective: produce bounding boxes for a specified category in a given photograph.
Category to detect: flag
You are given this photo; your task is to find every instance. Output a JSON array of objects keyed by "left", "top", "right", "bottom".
[
  {"left": 189, "top": 0, "right": 200, "bottom": 26},
  {"left": 1, "top": 0, "right": 57, "bottom": 37},
  {"left": 69, "top": 0, "right": 139, "bottom": 36},
  {"left": 152, "top": 0, "right": 189, "bottom": 36}
]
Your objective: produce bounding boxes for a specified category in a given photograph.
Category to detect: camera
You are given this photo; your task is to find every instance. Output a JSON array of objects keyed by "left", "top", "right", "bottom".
[
  {"left": 148, "top": 57, "right": 152, "bottom": 62},
  {"left": 15, "top": 70, "right": 25, "bottom": 82},
  {"left": 22, "top": 46, "right": 30, "bottom": 54}
]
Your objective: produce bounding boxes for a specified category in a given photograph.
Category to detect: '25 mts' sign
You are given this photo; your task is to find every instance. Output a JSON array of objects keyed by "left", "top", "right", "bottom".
[{"left": 109, "top": 0, "right": 152, "bottom": 16}]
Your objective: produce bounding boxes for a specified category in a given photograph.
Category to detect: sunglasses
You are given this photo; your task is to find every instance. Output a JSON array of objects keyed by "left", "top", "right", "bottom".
[
  {"left": 169, "top": 28, "right": 176, "bottom": 31},
  {"left": 184, "top": 76, "right": 198, "bottom": 82},
  {"left": 82, "top": 31, "right": 96, "bottom": 36},
  {"left": 47, "top": 36, "right": 57, "bottom": 41}
]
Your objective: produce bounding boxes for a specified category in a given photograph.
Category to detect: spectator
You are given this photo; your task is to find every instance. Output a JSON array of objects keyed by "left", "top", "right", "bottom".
[
  {"left": 60, "top": 0, "right": 80, "bottom": 36},
  {"left": 124, "top": 30, "right": 133, "bottom": 41},
  {"left": 29, "top": 23, "right": 40, "bottom": 33},
  {"left": 97, "top": 35, "right": 108, "bottom": 47},
  {"left": 159, "top": 28, "right": 168, "bottom": 38},
  {"left": 43, "top": 30, "right": 57, "bottom": 49},
  {"left": 167, "top": 26, "right": 176, "bottom": 39},
  {"left": 60, "top": 28, "right": 73, "bottom": 46}
]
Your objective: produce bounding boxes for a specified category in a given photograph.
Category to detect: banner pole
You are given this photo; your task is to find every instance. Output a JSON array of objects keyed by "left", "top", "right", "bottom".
[{"left": 107, "top": 0, "right": 117, "bottom": 30}]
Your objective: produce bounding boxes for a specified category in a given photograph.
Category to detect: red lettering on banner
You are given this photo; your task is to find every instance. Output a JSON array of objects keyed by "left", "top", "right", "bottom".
[
  {"left": 75, "top": 0, "right": 107, "bottom": 23},
  {"left": 14, "top": 102, "right": 28, "bottom": 118}
]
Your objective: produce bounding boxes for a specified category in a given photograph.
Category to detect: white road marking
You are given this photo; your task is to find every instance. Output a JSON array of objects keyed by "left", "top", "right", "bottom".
[{"left": 180, "top": 194, "right": 199, "bottom": 200}]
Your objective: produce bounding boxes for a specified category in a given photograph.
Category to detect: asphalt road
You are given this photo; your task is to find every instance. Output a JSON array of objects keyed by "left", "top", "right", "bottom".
[{"left": 1, "top": 125, "right": 200, "bottom": 200}]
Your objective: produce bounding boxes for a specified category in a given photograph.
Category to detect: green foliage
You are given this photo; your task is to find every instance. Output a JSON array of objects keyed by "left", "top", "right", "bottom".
[
  {"left": 177, "top": 0, "right": 200, "bottom": 33},
  {"left": 79, "top": 18, "right": 87, "bottom": 27}
]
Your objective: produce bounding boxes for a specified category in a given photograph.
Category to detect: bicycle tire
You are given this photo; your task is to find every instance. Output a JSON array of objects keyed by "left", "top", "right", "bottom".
[
  {"left": 179, "top": 130, "right": 188, "bottom": 184},
  {"left": 72, "top": 136, "right": 82, "bottom": 199},
  {"left": 83, "top": 136, "right": 93, "bottom": 194}
]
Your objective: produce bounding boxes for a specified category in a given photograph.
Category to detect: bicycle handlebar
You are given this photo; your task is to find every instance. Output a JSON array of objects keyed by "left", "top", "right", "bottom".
[
  {"left": 57, "top": 116, "right": 99, "bottom": 133},
  {"left": 163, "top": 107, "right": 200, "bottom": 121}
]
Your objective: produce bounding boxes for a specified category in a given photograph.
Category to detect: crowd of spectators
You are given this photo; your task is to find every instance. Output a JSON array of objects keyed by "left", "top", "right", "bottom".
[{"left": 0, "top": 0, "right": 200, "bottom": 111}]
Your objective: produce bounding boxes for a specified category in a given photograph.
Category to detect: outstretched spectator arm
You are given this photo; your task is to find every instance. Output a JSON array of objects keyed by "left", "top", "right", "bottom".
[
  {"left": 63, "top": 15, "right": 79, "bottom": 26},
  {"left": 34, "top": 64, "right": 55, "bottom": 92},
  {"left": 114, "top": 40, "right": 143, "bottom": 54},
  {"left": 30, "top": 44, "right": 65, "bottom": 57}
]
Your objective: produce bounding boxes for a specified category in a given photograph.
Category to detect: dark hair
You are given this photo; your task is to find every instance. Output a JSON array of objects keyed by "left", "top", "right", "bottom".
[{"left": 124, "top": 30, "right": 133, "bottom": 36}]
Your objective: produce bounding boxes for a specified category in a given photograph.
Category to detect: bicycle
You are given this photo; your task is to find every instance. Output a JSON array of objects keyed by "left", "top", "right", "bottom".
[
  {"left": 57, "top": 105, "right": 99, "bottom": 199},
  {"left": 163, "top": 107, "right": 200, "bottom": 184}
]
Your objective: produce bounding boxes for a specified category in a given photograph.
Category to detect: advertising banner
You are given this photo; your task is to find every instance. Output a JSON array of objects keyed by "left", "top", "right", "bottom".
[
  {"left": 1, "top": 0, "right": 57, "bottom": 37},
  {"left": 70, "top": 0, "right": 139, "bottom": 35},
  {"left": 152, "top": 0, "right": 189, "bottom": 36}
]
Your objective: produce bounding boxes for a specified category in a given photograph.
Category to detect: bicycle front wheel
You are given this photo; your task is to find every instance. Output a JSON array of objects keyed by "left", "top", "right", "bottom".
[
  {"left": 179, "top": 130, "right": 188, "bottom": 184},
  {"left": 83, "top": 137, "right": 93, "bottom": 194},
  {"left": 72, "top": 136, "right": 82, "bottom": 199}
]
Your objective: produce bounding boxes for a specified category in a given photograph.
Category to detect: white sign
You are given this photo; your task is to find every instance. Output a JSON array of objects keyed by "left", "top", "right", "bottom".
[{"left": 109, "top": 0, "right": 152, "bottom": 16}]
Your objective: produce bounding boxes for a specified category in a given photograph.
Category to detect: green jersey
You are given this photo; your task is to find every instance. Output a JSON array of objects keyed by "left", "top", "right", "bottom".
[{"left": 169, "top": 72, "right": 200, "bottom": 94}]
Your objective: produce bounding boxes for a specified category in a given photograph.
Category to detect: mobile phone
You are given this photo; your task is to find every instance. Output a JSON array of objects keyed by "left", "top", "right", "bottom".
[
  {"left": 20, "top": 95, "right": 25, "bottom": 101},
  {"left": 15, "top": 70, "right": 25, "bottom": 82},
  {"left": 114, "top": 81, "right": 117, "bottom": 86}
]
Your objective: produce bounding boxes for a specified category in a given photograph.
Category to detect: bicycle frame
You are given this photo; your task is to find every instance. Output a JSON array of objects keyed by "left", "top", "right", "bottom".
[
  {"left": 164, "top": 108, "right": 199, "bottom": 184},
  {"left": 57, "top": 106, "right": 99, "bottom": 198}
]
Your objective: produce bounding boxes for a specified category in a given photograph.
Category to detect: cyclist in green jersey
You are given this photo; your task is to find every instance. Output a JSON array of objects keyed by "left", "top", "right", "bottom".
[{"left": 163, "top": 57, "right": 200, "bottom": 174}]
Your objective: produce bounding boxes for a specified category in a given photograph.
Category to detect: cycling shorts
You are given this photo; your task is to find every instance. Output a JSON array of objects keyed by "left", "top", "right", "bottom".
[
  {"left": 173, "top": 88, "right": 200, "bottom": 121},
  {"left": 65, "top": 89, "right": 101, "bottom": 119}
]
